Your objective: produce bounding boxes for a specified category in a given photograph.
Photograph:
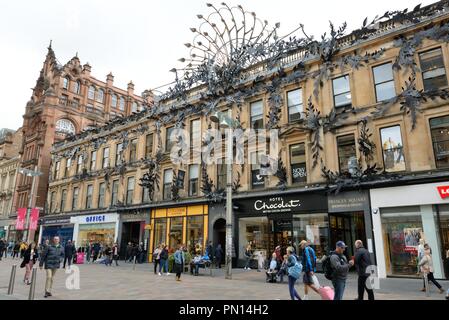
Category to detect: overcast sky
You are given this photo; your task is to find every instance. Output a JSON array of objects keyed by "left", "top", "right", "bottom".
[{"left": 0, "top": 0, "right": 436, "bottom": 130}]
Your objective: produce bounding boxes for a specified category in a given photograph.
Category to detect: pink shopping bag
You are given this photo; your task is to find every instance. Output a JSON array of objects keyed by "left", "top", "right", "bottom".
[
  {"left": 319, "top": 286, "right": 334, "bottom": 300},
  {"left": 76, "top": 252, "right": 85, "bottom": 264}
]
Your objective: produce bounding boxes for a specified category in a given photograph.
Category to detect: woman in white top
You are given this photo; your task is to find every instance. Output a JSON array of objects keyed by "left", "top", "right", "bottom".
[{"left": 419, "top": 244, "right": 444, "bottom": 294}]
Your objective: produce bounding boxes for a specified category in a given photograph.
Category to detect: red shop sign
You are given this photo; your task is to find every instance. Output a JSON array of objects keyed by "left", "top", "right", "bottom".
[{"left": 437, "top": 185, "right": 449, "bottom": 199}]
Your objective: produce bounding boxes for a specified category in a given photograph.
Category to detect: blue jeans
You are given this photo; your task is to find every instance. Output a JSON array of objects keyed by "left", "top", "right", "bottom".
[
  {"left": 159, "top": 259, "right": 168, "bottom": 273},
  {"left": 332, "top": 279, "right": 346, "bottom": 300},
  {"left": 288, "top": 276, "right": 301, "bottom": 300}
]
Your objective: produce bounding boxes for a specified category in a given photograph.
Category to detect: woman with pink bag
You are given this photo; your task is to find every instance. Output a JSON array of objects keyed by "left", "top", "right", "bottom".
[{"left": 21, "top": 242, "right": 38, "bottom": 285}]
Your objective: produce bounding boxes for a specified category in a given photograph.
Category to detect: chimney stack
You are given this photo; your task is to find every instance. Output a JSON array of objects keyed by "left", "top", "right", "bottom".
[
  {"left": 127, "top": 81, "right": 134, "bottom": 95},
  {"left": 106, "top": 72, "right": 114, "bottom": 87}
]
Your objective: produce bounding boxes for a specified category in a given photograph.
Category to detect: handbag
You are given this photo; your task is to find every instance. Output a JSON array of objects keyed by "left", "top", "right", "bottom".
[{"left": 287, "top": 255, "right": 302, "bottom": 279}]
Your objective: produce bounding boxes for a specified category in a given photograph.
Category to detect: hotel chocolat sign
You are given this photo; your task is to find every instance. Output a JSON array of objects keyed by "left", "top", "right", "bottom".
[
  {"left": 328, "top": 191, "right": 368, "bottom": 213},
  {"left": 235, "top": 193, "right": 327, "bottom": 215}
]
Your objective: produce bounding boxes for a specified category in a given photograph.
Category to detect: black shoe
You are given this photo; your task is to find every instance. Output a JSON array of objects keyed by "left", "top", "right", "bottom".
[{"left": 44, "top": 292, "right": 51, "bottom": 298}]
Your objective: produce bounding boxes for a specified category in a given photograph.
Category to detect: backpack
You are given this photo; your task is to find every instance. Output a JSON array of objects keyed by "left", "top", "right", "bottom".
[{"left": 322, "top": 252, "right": 335, "bottom": 280}]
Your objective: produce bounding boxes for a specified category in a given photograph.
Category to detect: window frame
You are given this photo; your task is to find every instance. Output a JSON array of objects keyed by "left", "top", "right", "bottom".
[
  {"left": 429, "top": 115, "right": 449, "bottom": 169},
  {"left": 332, "top": 75, "right": 352, "bottom": 108},
  {"left": 98, "top": 182, "right": 106, "bottom": 208},
  {"left": 250, "top": 100, "right": 264, "bottom": 129},
  {"left": 336, "top": 134, "right": 357, "bottom": 174},
  {"left": 289, "top": 143, "right": 307, "bottom": 184},
  {"left": 188, "top": 164, "right": 199, "bottom": 196},
  {"left": 419, "top": 47, "right": 448, "bottom": 91},
  {"left": 126, "top": 177, "right": 135, "bottom": 205},
  {"left": 90, "top": 150, "right": 97, "bottom": 171},
  {"left": 287, "top": 88, "right": 304, "bottom": 122},
  {"left": 86, "top": 185, "right": 93, "bottom": 209},
  {"left": 88, "top": 85, "right": 95, "bottom": 100},
  {"left": 72, "top": 187, "right": 79, "bottom": 210},
  {"left": 163, "top": 169, "right": 173, "bottom": 200},
  {"left": 372, "top": 62, "right": 396, "bottom": 103}
]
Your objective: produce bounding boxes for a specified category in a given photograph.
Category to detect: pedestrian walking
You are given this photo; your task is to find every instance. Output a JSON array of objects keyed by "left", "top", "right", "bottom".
[
  {"left": 92, "top": 242, "right": 100, "bottom": 262},
  {"left": 354, "top": 240, "right": 375, "bottom": 300},
  {"left": 159, "top": 244, "right": 169, "bottom": 275},
  {"left": 86, "top": 242, "right": 92, "bottom": 263},
  {"left": 153, "top": 244, "right": 162, "bottom": 274},
  {"left": 39, "top": 236, "right": 65, "bottom": 298},
  {"left": 286, "top": 246, "right": 302, "bottom": 300},
  {"left": 63, "top": 240, "right": 76, "bottom": 268},
  {"left": 215, "top": 244, "right": 223, "bottom": 269},
  {"left": 21, "top": 242, "right": 38, "bottom": 285},
  {"left": 419, "top": 243, "right": 444, "bottom": 294},
  {"left": 104, "top": 245, "right": 112, "bottom": 266},
  {"left": 0, "top": 238, "right": 5, "bottom": 261},
  {"left": 112, "top": 243, "right": 119, "bottom": 266},
  {"left": 174, "top": 244, "right": 185, "bottom": 281},
  {"left": 125, "top": 242, "right": 133, "bottom": 262},
  {"left": 137, "top": 242, "right": 144, "bottom": 263},
  {"left": 13, "top": 241, "right": 20, "bottom": 259},
  {"left": 299, "top": 240, "right": 320, "bottom": 300},
  {"left": 329, "top": 241, "right": 354, "bottom": 300},
  {"left": 243, "top": 243, "right": 252, "bottom": 270}
]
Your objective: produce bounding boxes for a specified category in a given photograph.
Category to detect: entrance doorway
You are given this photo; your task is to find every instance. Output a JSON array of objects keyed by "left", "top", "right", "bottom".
[
  {"left": 120, "top": 221, "right": 142, "bottom": 258},
  {"left": 213, "top": 218, "right": 226, "bottom": 249},
  {"left": 329, "top": 212, "right": 366, "bottom": 259},
  {"left": 270, "top": 219, "right": 293, "bottom": 257}
]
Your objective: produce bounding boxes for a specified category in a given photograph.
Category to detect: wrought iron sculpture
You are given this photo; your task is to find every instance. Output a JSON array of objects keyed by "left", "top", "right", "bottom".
[
  {"left": 274, "top": 156, "right": 288, "bottom": 191},
  {"left": 200, "top": 162, "right": 225, "bottom": 202}
]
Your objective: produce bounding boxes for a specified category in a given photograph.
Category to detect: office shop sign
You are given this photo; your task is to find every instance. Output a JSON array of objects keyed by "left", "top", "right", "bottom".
[{"left": 70, "top": 213, "right": 118, "bottom": 225}]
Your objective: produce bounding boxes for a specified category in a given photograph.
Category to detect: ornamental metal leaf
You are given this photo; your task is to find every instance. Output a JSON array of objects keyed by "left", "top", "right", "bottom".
[
  {"left": 304, "top": 97, "right": 323, "bottom": 168},
  {"left": 274, "top": 156, "right": 288, "bottom": 191},
  {"left": 357, "top": 118, "right": 376, "bottom": 164}
]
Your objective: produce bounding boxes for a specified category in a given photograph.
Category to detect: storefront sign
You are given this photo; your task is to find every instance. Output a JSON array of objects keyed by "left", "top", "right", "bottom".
[
  {"left": 15, "top": 208, "right": 26, "bottom": 230},
  {"left": 70, "top": 213, "right": 119, "bottom": 225},
  {"left": 29, "top": 208, "right": 40, "bottom": 231},
  {"left": 167, "top": 207, "right": 187, "bottom": 217},
  {"left": 328, "top": 192, "right": 369, "bottom": 212},
  {"left": 41, "top": 217, "right": 72, "bottom": 225},
  {"left": 437, "top": 185, "right": 449, "bottom": 199},
  {"left": 121, "top": 212, "right": 147, "bottom": 221},
  {"left": 85, "top": 215, "right": 106, "bottom": 223},
  {"left": 254, "top": 197, "right": 300, "bottom": 213}
]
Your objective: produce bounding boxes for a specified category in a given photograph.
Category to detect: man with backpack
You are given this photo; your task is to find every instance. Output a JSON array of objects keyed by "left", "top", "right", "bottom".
[
  {"left": 299, "top": 240, "right": 320, "bottom": 300},
  {"left": 322, "top": 241, "right": 353, "bottom": 300},
  {"left": 354, "top": 240, "right": 375, "bottom": 300}
]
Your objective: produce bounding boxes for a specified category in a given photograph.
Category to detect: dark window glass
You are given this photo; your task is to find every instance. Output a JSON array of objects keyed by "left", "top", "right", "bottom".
[
  {"left": 98, "top": 183, "right": 106, "bottom": 208},
  {"left": 419, "top": 48, "right": 448, "bottom": 91},
  {"left": 290, "top": 143, "right": 307, "bottom": 184},
  {"left": 86, "top": 185, "right": 93, "bottom": 209},
  {"left": 115, "top": 143, "right": 123, "bottom": 165},
  {"left": 60, "top": 190, "right": 67, "bottom": 212},
  {"left": 250, "top": 100, "right": 264, "bottom": 129},
  {"left": 163, "top": 169, "right": 172, "bottom": 200},
  {"left": 251, "top": 152, "right": 265, "bottom": 189},
  {"left": 126, "top": 177, "right": 135, "bottom": 205},
  {"left": 145, "top": 134, "right": 153, "bottom": 159},
  {"left": 189, "top": 164, "right": 199, "bottom": 196},
  {"left": 430, "top": 115, "right": 449, "bottom": 168},
  {"left": 337, "top": 134, "right": 357, "bottom": 173},
  {"left": 72, "top": 187, "right": 79, "bottom": 210},
  {"left": 111, "top": 180, "right": 119, "bottom": 206}
]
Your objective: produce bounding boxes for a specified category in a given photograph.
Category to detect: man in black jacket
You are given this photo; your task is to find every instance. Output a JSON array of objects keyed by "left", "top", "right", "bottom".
[
  {"left": 63, "top": 240, "right": 76, "bottom": 268},
  {"left": 0, "top": 238, "right": 5, "bottom": 260},
  {"left": 354, "top": 240, "right": 375, "bottom": 300},
  {"left": 39, "top": 236, "right": 64, "bottom": 298}
]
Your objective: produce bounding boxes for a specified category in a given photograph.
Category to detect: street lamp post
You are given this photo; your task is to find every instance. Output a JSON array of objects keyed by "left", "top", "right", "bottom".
[
  {"left": 18, "top": 166, "right": 42, "bottom": 243},
  {"left": 210, "top": 111, "right": 239, "bottom": 280}
]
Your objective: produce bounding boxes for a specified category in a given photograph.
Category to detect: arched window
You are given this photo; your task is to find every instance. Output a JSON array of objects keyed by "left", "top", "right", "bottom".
[
  {"left": 63, "top": 77, "right": 70, "bottom": 89},
  {"left": 55, "top": 119, "right": 76, "bottom": 135},
  {"left": 132, "top": 102, "right": 138, "bottom": 113},
  {"left": 88, "top": 86, "right": 95, "bottom": 100},
  {"left": 111, "top": 94, "right": 117, "bottom": 107},
  {"left": 96, "top": 89, "right": 104, "bottom": 103},
  {"left": 74, "top": 81, "right": 81, "bottom": 94},
  {"left": 119, "top": 96, "right": 125, "bottom": 111}
]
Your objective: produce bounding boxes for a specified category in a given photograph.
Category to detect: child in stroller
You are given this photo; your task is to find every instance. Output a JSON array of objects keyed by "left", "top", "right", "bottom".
[{"left": 265, "top": 253, "right": 278, "bottom": 283}]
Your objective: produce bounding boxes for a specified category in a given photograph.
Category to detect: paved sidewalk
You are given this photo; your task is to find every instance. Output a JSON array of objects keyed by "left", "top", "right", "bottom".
[{"left": 0, "top": 258, "right": 448, "bottom": 300}]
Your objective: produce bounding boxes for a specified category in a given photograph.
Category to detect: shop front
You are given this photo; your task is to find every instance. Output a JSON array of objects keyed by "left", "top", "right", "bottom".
[
  {"left": 118, "top": 211, "right": 150, "bottom": 259},
  {"left": 70, "top": 213, "right": 119, "bottom": 249},
  {"left": 38, "top": 216, "right": 74, "bottom": 246},
  {"left": 149, "top": 204, "right": 208, "bottom": 260},
  {"left": 371, "top": 181, "right": 449, "bottom": 279}
]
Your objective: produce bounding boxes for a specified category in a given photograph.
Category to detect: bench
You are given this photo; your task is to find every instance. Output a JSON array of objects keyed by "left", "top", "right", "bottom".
[{"left": 189, "top": 260, "right": 213, "bottom": 276}]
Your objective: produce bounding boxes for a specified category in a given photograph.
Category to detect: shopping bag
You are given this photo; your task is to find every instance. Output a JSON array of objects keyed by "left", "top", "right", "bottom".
[
  {"left": 76, "top": 252, "right": 84, "bottom": 264},
  {"left": 311, "top": 274, "right": 320, "bottom": 288},
  {"left": 319, "top": 286, "right": 334, "bottom": 300}
]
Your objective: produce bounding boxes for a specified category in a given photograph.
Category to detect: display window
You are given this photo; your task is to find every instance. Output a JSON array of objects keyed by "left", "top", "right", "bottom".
[
  {"left": 238, "top": 217, "right": 270, "bottom": 260},
  {"left": 169, "top": 217, "right": 183, "bottom": 250},
  {"left": 77, "top": 223, "right": 115, "bottom": 247},
  {"left": 293, "top": 213, "right": 329, "bottom": 259},
  {"left": 186, "top": 216, "right": 204, "bottom": 254}
]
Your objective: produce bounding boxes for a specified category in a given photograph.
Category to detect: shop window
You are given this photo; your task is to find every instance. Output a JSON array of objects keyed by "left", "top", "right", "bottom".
[
  {"left": 102, "top": 147, "right": 109, "bottom": 169},
  {"left": 129, "top": 139, "right": 137, "bottom": 163},
  {"left": 430, "top": 115, "right": 449, "bottom": 168},
  {"left": 189, "top": 164, "right": 199, "bottom": 196},
  {"left": 111, "top": 180, "right": 119, "bottom": 206},
  {"left": 72, "top": 187, "right": 79, "bottom": 210},
  {"left": 287, "top": 88, "right": 303, "bottom": 122},
  {"left": 332, "top": 75, "right": 352, "bottom": 108},
  {"left": 419, "top": 47, "right": 448, "bottom": 91},
  {"left": 250, "top": 152, "right": 265, "bottom": 189},
  {"left": 86, "top": 185, "right": 93, "bottom": 209},
  {"left": 373, "top": 63, "right": 396, "bottom": 102},
  {"left": 115, "top": 143, "right": 123, "bottom": 166},
  {"left": 250, "top": 100, "right": 264, "bottom": 130},
  {"left": 163, "top": 169, "right": 172, "bottom": 200},
  {"left": 98, "top": 183, "right": 106, "bottom": 208},
  {"left": 337, "top": 134, "right": 357, "bottom": 174},
  {"left": 165, "top": 127, "right": 175, "bottom": 153},
  {"left": 60, "top": 189, "right": 67, "bottom": 212},
  {"left": 292, "top": 213, "right": 329, "bottom": 260},
  {"left": 290, "top": 143, "right": 307, "bottom": 184},
  {"left": 145, "top": 133, "right": 153, "bottom": 159},
  {"left": 90, "top": 151, "right": 97, "bottom": 171},
  {"left": 381, "top": 206, "right": 423, "bottom": 276},
  {"left": 380, "top": 126, "right": 406, "bottom": 172},
  {"left": 76, "top": 155, "right": 83, "bottom": 174},
  {"left": 238, "top": 217, "right": 270, "bottom": 260},
  {"left": 77, "top": 223, "right": 115, "bottom": 248},
  {"left": 154, "top": 219, "right": 167, "bottom": 248},
  {"left": 169, "top": 217, "right": 183, "bottom": 250},
  {"left": 126, "top": 177, "right": 135, "bottom": 205},
  {"left": 186, "top": 216, "right": 204, "bottom": 254}
]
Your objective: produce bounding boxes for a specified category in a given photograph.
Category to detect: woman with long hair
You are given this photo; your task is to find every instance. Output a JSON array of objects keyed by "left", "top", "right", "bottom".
[{"left": 21, "top": 242, "right": 38, "bottom": 285}]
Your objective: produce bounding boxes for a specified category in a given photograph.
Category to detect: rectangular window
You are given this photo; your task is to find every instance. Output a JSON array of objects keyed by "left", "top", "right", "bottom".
[
  {"left": 290, "top": 143, "right": 307, "bottom": 184},
  {"left": 165, "top": 127, "right": 174, "bottom": 152},
  {"left": 332, "top": 75, "right": 352, "bottom": 108},
  {"left": 76, "top": 155, "right": 83, "bottom": 174},
  {"left": 430, "top": 115, "right": 449, "bottom": 168},
  {"left": 111, "top": 180, "right": 119, "bottom": 206},
  {"left": 380, "top": 126, "right": 406, "bottom": 172},
  {"left": 169, "top": 217, "right": 183, "bottom": 250},
  {"left": 163, "top": 169, "right": 173, "bottom": 200},
  {"left": 54, "top": 161, "right": 60, "bottom": 180},
  {"left": 287, "top": 88, "right": 303, "bottom": 122},
  {"left": 189, "top": 164, "right": 199, "bottom": 196},
  {"left": 373, "top": 63, "right": 396, "bottom": 102},
  {"left": 72, "top": 187, "right": 79, "bottom": 210},
  {"left": 129, "top": 139, "right": 137, "bottom": 162},
  {"left": 337, "top": 134, "right": 357, "bottom": 173},
  {"left": 250, "top": 100, "right": 264, "bottom": 129},
  {"left": 98, "top": 182, "right": 106, "bottom": 208},
  {"left": 64, "top": 158, "right": 71, "bottom": 178},
  {"left": 153, "top": 219, "right": 167, "bottom": 251},
  {"left": 419, "top": 47, "right": 448, "bottom": 91},
  {"left": 142, "top": 185, "right": 150, "bottom": 203},
  {"left": 145, "top": 133, "right": 153, "bottom": 159},
  {"left": 60, "top": 189, "right": 67, "bottom": 212},
  {"left": 115, "top": 143, "right": 123, "bottom": 166},
  {"left": 217, "top": 160, "right": 227, "bottom": 190},
  {"left": 251, "top": 152, "right": 265, "bottom": 189},
  {"left": 86, "top": 185, "right": 93, "bottom": 209},
  {"left": 90, "top": 151, "right": 97, "bottom": 171},
  {"left": 186, "top": 216, "right": 204, "bottom": 252},
  {"left": 102, "top": 147, "right": 110, "bottom": 169},
  {"left": 49, "top": 192, "right": 56, "bottom": 213},
  {"left": 190, "top": 119, "right": 201, "bottom": 150},
  {"left": 126, "top": 177, "right": 135, "bottom": 205}
]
